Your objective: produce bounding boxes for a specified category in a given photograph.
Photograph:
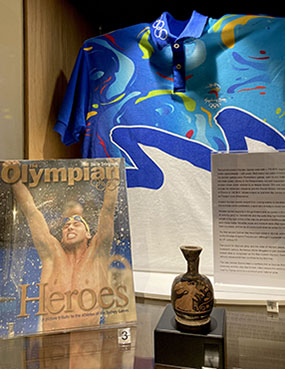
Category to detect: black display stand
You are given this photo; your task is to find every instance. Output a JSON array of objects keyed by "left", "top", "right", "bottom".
[{"left": 154, "top": 304, "right": 226, "bottom": 369}]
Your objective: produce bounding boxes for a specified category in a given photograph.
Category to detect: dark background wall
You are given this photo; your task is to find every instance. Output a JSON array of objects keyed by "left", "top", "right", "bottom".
[{"left": 69, "top": 1, "right": 284, "bottom": 35}]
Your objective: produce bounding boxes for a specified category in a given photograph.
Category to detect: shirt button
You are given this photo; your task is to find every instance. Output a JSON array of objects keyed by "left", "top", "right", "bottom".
[
  {"left": 176, "top": 64, "right": 182, "bottom": 70},
  {"left": 173, "top": 43, "right": 180, "bottom": 49}
]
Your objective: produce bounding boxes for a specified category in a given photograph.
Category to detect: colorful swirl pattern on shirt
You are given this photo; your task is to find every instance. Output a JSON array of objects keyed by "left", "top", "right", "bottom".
[{"left": 55, "top": 12, "right": 285, "bottom": 189}]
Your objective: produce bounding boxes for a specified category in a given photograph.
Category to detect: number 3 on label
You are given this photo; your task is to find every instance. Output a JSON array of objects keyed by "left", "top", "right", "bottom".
[{"left": 118, "top": 328, "right": 131, "bottom": 345}]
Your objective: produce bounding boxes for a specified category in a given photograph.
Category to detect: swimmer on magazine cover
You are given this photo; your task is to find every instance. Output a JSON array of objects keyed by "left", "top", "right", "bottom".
[{"left": 3, "top": 160, "right": 131, "bottom": 331}]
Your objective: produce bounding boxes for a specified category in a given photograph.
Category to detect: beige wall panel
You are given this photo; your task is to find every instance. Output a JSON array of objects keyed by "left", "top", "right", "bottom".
[
  {"left": 0, "top": 0, "right": 24, "bottom": 159},
  {"left": 24, "top": 0, "right": 96, "bottom": 159}
]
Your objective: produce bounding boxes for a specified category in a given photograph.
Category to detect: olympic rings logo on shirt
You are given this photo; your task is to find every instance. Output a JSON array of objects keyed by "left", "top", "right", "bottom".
[{"left": 152, "top": 19, "right": 168, "bottom": 41}]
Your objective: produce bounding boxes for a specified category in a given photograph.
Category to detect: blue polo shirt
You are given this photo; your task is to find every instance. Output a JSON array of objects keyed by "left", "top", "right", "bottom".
[
  {"left": 55, "top": 11, "right": 285, "bottom": 274},
  {"left": 55, "top": 11, "right": 285, "bottom": 184}
]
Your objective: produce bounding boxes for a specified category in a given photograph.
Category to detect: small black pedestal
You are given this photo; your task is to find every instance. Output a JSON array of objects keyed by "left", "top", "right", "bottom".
[{"left": 154, "top": 304, "right": 226, "bottom": 369}]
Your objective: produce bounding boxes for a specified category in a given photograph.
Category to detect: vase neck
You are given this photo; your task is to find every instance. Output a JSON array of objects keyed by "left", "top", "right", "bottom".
[{"left": 187, "top": 257, "right": 200, "bottom": 275}]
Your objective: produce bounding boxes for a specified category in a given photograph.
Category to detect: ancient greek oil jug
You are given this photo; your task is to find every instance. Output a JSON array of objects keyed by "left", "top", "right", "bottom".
[{"left": 171, "top": 246, "right": 214, "bottom": 328}]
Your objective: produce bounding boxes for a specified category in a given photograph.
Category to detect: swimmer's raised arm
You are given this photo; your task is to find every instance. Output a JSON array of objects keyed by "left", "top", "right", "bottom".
[
  {"left": 3, "top": 161, "right": 60, "bottom": 260},
  {"left": 89, "top": 173, "right": 119, "bottom": 258}
]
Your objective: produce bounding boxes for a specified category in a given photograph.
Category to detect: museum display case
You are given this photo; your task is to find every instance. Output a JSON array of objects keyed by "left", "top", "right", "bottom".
[{"left": 1, "top": 2, "right": 285, "bottom": 368}]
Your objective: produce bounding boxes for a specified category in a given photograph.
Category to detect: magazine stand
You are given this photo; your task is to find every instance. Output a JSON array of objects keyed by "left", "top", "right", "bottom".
[{"left": 154, "top": 304, "right": 226, "bottom": 369}]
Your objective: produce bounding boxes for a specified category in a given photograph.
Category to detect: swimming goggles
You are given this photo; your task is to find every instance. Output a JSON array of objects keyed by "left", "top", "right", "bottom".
[{"left": 62, "top": 215, "right": 90, "bottom": 233}]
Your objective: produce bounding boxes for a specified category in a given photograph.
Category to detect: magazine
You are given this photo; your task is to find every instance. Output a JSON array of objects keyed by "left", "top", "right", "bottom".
[{"left": 0, "top": 158, "right": 136, "bottom": 338}]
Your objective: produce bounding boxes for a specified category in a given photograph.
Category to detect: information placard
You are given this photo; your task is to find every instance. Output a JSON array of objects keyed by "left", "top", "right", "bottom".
[{"left": 212, "top": 152, "right": 285, "bottom": 295}]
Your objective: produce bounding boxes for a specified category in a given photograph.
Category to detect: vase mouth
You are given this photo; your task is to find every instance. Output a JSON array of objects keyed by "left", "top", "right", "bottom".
[
  {"left": 180, "top": 246, "right": 203, "bottom": 261},
  {"left": 180, "top": 246, "right": 202, "bottom": 252}
]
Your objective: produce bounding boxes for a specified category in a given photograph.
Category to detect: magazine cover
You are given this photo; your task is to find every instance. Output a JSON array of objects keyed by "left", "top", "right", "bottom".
[{"left": 0, "top": 158, "right": 136, "bottom": 338}]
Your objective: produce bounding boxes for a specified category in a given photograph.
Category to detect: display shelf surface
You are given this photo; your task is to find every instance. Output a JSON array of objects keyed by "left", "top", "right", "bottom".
[{"left": 0, "top": 298, "right": 285, "bottom": 369}]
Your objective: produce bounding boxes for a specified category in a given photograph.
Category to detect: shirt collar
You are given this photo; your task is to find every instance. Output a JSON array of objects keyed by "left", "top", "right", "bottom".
[{"left": 150, "top": 11, "right": 208, "bottom": 49}]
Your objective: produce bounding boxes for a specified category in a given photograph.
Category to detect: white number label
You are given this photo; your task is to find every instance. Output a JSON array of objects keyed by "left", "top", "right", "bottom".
[{"left": 118, "top": 328, "right": 131, "bottom": 345}]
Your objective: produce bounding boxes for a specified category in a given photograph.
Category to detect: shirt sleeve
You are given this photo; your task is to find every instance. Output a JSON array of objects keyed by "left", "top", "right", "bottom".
[{"left": 54, "top": 47, "right": 90, "bottom": 146}]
